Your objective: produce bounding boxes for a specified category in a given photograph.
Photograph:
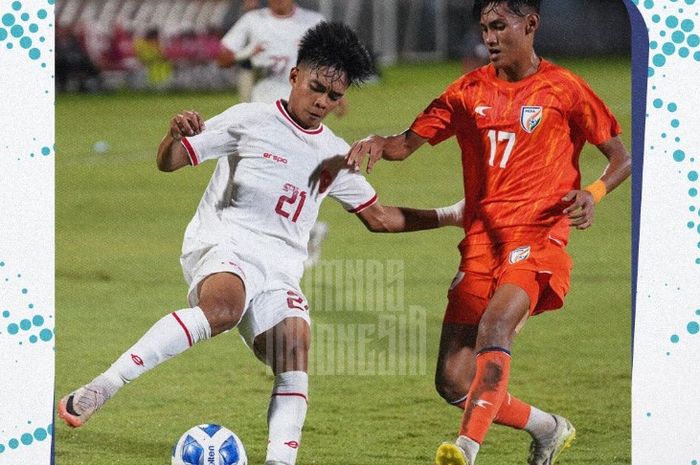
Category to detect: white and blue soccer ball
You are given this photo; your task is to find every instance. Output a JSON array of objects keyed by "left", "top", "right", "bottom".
[{"left": 172, "top": 424, "right": 248, "bottom": 465}]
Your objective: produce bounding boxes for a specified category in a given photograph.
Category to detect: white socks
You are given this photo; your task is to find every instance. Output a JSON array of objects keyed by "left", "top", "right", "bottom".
[
  {"left": 456, "top": 435, "right": 480, "bottom": 464},
  {"left": 100, "top": 307, "right": 211, "bottom": 390},
  {"left": 525, "top": 406, "right": 557, "bottom": 441},
  {"left": 266, "top": 371, "right": 309, "bottom": 465}
]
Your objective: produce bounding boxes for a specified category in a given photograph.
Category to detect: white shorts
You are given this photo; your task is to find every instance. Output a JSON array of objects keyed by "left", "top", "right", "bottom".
[{"left": 180, "top": 243, "right": 311, "bottom": 348}]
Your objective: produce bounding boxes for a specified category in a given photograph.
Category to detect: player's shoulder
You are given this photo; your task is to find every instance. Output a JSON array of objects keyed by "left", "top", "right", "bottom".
[
  {"left": 320, "top": 124, "right": 350, "bottom": 149},
  {"left": 538, "top": 59, "right": 589, "bottom": 87},
  {"left": 443, "top": 64, "right": 490, "bottom": 95},
  {"left": 295, "top": 6, "right": 325, "bottom": 24},
  {"left": 249, "top": 8, "right": 270, "bottom": 20},
  {"left": 216, "top": 101, "right": 276, "bottom": 124},
  {"left": 235, "top": 9, "right": 264, "bottom": 25}
]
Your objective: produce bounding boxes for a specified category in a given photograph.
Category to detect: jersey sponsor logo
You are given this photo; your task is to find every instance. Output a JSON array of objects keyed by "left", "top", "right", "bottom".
[
  {"left": 263, "top": 152, "right": 288, "bottom": 165},
  {"left": 520, "top": 106, "right": 543, "bottom": 133},
  {"left": 475, "top": 105, "right": 492, "bottom": 117},
  {"left": 131, "top": 353, "right": 144, "bottom": 366},
  {"left": 509, "top": 245, "right": 531, "bottom": 264}
]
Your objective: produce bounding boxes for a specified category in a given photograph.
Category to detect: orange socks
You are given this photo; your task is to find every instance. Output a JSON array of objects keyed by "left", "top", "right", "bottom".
[
  {"left": 494, "top": 392, "right": 531, "bottom": 429},
  {"left": 459, "top": 348, "right": 512, "bottom": 443}
]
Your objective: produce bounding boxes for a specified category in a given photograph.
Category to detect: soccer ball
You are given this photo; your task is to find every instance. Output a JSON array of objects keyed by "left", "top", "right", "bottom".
[{"left": 172, "top": 424, "right": 248, "bottom": 465}]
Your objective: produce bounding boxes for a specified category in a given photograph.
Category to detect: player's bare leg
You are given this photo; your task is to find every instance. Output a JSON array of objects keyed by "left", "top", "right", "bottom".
[
  {"left": 435, "top": 285, "right": 574, "bottom": 464},
  {"left": 437, "top": 284, "right": 531, "bottom": 464},
  {"left": 58, "top": 272, "right": 245, "bottom": 428},
  {"left": 254, "top": 317, "right": 310, "bottom": 465}
]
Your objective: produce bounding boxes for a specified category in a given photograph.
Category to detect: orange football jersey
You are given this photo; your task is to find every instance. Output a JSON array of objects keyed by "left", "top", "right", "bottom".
[{"left": 410, "top": 59, "right": 622, "bottom": 246}]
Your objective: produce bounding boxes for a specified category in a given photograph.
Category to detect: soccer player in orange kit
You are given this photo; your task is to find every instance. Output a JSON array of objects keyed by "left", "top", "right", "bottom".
[{"left": 347, "top": 1, "right": 632, "bottom": 464}]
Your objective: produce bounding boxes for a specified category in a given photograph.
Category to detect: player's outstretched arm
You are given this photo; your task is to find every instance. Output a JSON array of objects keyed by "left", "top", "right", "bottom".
[
  {"left": 355, "top": 199, "right": 464, "bottom": 233},
  {"left": 216, "top": 43, "right": 266, "bottom": 68},
  {"left": 156, "top": 110, "right": 205, "bottom": 172},
  {"left": 562, "top": 135, "right": 632, "bottom": 229},
  {"left": 347, "top": 130, "right": 427, "bottom": 173}
]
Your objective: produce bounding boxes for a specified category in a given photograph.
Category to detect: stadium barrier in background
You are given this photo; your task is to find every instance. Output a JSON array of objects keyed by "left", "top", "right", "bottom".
[{"left": 55, "top": 0, "right": 631, "bottom": 93}]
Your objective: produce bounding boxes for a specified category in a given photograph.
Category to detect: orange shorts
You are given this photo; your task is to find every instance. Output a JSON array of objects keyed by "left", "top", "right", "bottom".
[{"left": 444, "top": 238, "right": 572, "bottom": 325}]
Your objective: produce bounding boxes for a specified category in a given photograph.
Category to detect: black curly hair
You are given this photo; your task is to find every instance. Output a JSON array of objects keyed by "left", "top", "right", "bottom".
[
  {"left": 296, "top": 21, "right": 374, "bottom": 87},
  {"left": 472, "top": 0, "right": 541, "bottom": 20}
]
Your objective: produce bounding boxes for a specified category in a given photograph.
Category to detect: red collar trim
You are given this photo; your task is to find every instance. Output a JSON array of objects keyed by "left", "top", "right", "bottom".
[
  {"left": 268, "top": 5, "right": 297, "bottom": 18},
  {"left": 276, "top": 100, "right": 324, "bottom": 135}
]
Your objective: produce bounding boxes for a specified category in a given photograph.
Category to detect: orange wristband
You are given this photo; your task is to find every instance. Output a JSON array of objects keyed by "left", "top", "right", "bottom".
[{"left": 584, "top": 179, "right": 607, "bottom": 204}]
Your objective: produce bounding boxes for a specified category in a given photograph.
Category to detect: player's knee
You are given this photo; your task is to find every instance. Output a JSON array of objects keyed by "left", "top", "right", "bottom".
[
  {"left": 197, "top": 273, "right": 246, "bottom": 335},
  {"left": 476, "top": 315, "right": 513, "bottom": 348},
  {"left": 198, "top": 297, "right": 243, "bottom": 335},
  {"left": 434, "top": 366, "right": 472, "bottom": 403}
]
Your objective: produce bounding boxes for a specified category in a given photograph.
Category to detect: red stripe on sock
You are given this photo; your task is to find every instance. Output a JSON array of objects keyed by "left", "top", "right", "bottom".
[
  {"left": 273, "top": 392, "right": 308, "bottom": 403},
  {"left": 171, "top": 312, "right": 193, "bottom": 347}
]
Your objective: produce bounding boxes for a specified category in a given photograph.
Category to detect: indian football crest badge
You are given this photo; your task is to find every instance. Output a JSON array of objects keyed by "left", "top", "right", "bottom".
[
  {"left": 509, "top": 245, "right": 531, "bottom": 264},
  {"left": 520, "top": 106, "right": 543, "bottom": 133}
]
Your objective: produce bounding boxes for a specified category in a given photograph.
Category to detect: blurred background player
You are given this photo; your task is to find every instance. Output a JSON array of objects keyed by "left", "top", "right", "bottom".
[
  {"left": 347, "top": 1, "right": 632, "bottom": 464},
  {"left": 459, "top": 26, "right": 489, "bottom": 74},
  {"left": 217, "top": 0, "right": 332, "bottom": 269},
  {"left": 217, "top": 0, "right": 324, "bottom": 104},
  {"left": 58, "top": 22, "right": 464, "bottom": 465},
  {"left": 227, "top": 0, "right": 262, "bottom": 103}
]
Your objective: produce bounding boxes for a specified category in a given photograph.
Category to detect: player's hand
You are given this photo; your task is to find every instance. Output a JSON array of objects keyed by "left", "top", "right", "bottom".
[
  {"left": 252, "top": 42, "right": 267, "bottom": 56},
  {"left": 346, "top": 135, "right": 386, "bottom": 173},
  {"left": 562, "top": 190, "right": 595, "bottom": 230},
  {"left": 170, "top": 111, "right": 205, "bottom": 141}
]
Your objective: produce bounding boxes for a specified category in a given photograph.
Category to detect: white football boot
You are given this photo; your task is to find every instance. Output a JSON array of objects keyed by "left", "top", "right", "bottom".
[
  {"left": 527, "top": 414, "right": 576, "bottom": 465},
  {"left": 58, "top": 376, "right": 116, "bottom": 428}
]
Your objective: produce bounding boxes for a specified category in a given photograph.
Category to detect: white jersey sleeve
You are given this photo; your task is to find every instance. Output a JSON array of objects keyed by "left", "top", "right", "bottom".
[
  {"left": 220, "top": 11, "right": 254, "bottom": 54},
  {"left": 180, "top": 104, "right": 250, "bottom": 166},
  {"left": 325, "top": 141, "right": 378, "bottom": 213}
]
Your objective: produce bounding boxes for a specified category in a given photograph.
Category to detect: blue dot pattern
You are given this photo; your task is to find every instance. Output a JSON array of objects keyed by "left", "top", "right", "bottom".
[
  {"left": 1, "top": 0, "right": 54, "bottom": 463},
  {"left": 0, "top": 424, "right": 53, "bottom": 456},
  {"left": 628, "top": 2, "right": 700, "bottom": 463},
  {"left": 0, "top": 1, "right": 50, "bottom": 64},
  {"left": 0, "top": 262, "right": 54, "bottom": 457},
  {"left": 0, "top": 264, "right": 54, "bottom": 346},
  {"left": 634, "top": 0, "right": 700, "bottom": 265}
]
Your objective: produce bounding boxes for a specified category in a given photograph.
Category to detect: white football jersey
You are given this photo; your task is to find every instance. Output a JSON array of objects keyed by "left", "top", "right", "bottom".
[
  {"left": 180, "top": 100, "right": 377, "bottom": 280},
  {"left": 221, "top": 6, "right": 324, "bottom": 103}
]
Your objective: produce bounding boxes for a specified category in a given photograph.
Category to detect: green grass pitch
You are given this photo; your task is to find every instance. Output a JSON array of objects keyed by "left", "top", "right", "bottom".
[{"left": 55, "top": 58, "right": 631, "bottom": 464}]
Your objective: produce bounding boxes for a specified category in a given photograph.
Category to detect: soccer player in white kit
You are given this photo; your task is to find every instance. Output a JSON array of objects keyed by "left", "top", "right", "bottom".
[
  {"left": 217, "top": 0, "right": 335, "bottom": 269},
  {"left": 59, "top": 22, "right": 464, "bottom": 465},
  {"left": 217, "top": 0, "right": 324, "bottom": 104}
]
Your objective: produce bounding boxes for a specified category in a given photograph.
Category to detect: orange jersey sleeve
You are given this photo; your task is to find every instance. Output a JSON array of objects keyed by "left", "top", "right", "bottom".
[{"left": 410, "top": 60, "right": 622, "bottom": 245}]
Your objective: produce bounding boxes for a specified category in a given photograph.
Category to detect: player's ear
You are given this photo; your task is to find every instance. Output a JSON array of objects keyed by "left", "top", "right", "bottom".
[
  {"left": 525, "top": 13, "right": 540, "bottom": 34},
  {"left": 289, "top": 67, "right": 299, "bottom": 85}
]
